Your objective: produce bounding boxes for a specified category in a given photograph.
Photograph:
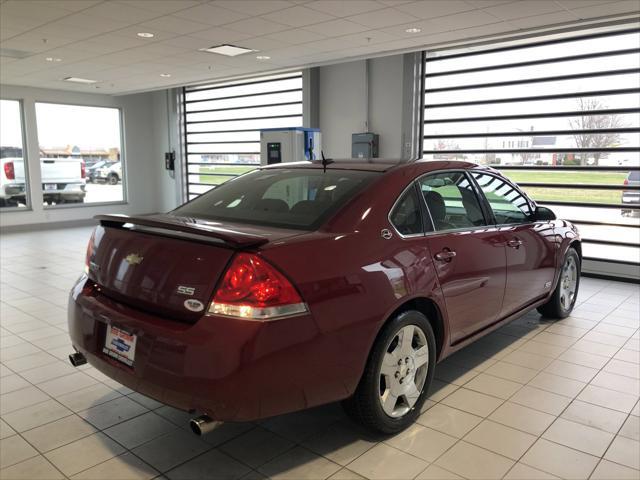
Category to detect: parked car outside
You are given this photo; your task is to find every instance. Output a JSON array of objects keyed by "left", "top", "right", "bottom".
[
  {"left": 87, "top": 160, "right": 115, "bottom": 183},
  {"left": 1, "top": 156, "right": 85, "bottom": 206},
  {"left": 68, "top": 160, "right": 580, "bottom": 434},
  {"left": 0, "top": 157, "right": 26, "bottom": 207},
  {"left": 40, "top": 157, "right": 86, "bottom": 204},
  {"left": 95, "top": 161, "right": 121, "bottom": 185},
  {"left": 622, "top": 171, "right": 640, "bottom": 217}
]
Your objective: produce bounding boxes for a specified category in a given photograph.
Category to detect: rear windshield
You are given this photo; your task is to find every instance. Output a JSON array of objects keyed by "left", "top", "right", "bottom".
[
  {"left": 173, "top": 168, "right": 378, "bottom": 230},
  {"left": 628, "top": 171, "right": 640, "bottom": 181}
]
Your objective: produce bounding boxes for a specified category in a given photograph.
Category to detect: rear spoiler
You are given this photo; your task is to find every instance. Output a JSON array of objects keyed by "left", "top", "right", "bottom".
[{"left": 94, "top": 214, "right": 269, "bottom": 248}]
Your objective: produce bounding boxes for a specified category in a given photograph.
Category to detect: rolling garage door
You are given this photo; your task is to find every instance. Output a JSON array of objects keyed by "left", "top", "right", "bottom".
[
  {"left": 183, "top": 72, "right": 303, "bottom": 200},
  {"left": 423, "top": 26, "right": 640, "bottom": 277}
]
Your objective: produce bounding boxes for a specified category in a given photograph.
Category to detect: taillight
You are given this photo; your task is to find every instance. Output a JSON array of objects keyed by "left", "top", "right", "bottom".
[
  {"left": 4, "top": 161, "right": 15, "bottom": 180},
  {"left": 81, "top": 161, "right": 86, "bottom": 179},
  {"left": 209, "top": 253, "right": 307, "bottom": 320},
  {"left": 624, "top": 179, "right": 629, "bottom": 186},
  {"left": 84, "top": 229, "right": 96, "bottom": 275}
]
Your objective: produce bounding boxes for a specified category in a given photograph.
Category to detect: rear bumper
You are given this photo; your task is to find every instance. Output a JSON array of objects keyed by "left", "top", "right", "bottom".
[
  {"left": 68, "top": 275, "right": 346, "bottom": 422},
  {"left": 43, "top": 184, "right": 86, "bottom": 203},
  {"left": 0, "top": 183, "right": 25, "bottom": 198}
]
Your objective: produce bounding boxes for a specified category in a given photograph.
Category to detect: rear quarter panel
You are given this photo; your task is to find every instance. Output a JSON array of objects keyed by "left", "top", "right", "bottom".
[{"left": 258, "top": 167, "right": 448, "bottom": 397}]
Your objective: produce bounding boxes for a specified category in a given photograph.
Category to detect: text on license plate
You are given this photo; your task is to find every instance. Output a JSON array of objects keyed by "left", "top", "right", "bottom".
[
  {"left": 103, "top": 325, "right": 137, "bottom": 366},
  {"left": 44, "top": 183, "right": 57, "bottom": 191}
]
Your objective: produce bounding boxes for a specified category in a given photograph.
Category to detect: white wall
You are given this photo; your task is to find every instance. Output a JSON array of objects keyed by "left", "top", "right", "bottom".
[
  {"left": 150, "top": 89, "right": 182, "bottom": 213},
  {"left": 318, "top": 54, "right": 405, "bottom": 159},
  {"left": 0, "top": 85, "right": 161, "bottom": 227}
]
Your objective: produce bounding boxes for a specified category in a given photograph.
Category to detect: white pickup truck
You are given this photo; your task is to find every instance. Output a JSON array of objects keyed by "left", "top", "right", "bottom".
[{"left": 0, "top": 157, "right": 86, "bottom": 207}]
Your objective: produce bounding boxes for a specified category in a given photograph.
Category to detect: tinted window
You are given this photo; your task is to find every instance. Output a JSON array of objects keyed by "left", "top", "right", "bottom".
[
  {"left": 390, "top": 186, "right": 423, "bottom": 236},
  {"left": 418, "top": 172, "right": 486, "bottom": 231},
  {"left": 174, "top": 168, "right": 377, "bottom": 229},
  {"left": 472, "top": 172, "right": 532, "bottom": 224}
]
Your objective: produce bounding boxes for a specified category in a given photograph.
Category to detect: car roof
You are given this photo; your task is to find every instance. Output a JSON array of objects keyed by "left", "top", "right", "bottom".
[{"left": 260, "top": 158, "right": 484, "bottom": 173}]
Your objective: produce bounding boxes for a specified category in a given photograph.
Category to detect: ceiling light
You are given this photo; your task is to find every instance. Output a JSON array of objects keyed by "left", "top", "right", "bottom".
[
  {"left": 405, "top": 27, "right": 422, "bottom": 33},
  {"left": 137, "top": 32, "right": 154, "bottom": 38},
  {"left": 45, "top": 57, "right": 62, "bottom": 62},
  {"left": 160, "top": 73, "right": 171, "bottom": 77},
  {"left": 256, "top": 55, "right": 270, "bottom": 60},
  {"left": 200, "top": 44, "right": 254, "bottom": 57},
  {"left": 63, "top": 77, "right": 98, "bottom": 84}
]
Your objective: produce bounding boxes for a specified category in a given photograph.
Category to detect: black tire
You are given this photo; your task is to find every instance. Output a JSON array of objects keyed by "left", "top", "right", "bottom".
[
  {"left": 107, "top": 173, "right": 119, "bottom": 185},
  {"left": 342, "top": 310, "right": 436, "bottom": 434},
  {"left": 537, "top": 247, "right": 581, "bottom": 319}
]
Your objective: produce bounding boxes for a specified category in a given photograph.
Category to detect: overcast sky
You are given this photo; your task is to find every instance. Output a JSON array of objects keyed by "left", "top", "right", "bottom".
[{"left": 1, "top": 100, "right": 121, "bottom": 150}]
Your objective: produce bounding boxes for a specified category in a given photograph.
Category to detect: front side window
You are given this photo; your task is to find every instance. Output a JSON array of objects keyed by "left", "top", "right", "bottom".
[
  {"left": 0, "top": 99, "right": 28, "bottom": 208},
  {"left": 390, "top": 186, "right": 423, "bottom": 236},
  {"left": 471, "top": 172, "right": 532, "bottom": 224},
  {"left": 174, "top": 168, "right": 377, "bottom": 230},
  {"left": 418, "top": 172, "right": 486, "bottom": 231},
  {"left": 35, "top": 103, "right": 123, "bottom": 206}
]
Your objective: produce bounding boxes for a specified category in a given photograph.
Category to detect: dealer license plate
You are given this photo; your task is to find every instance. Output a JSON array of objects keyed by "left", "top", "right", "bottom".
[
  {"left": 103, "top": 325, "right": 137, "bottom": 366},
  {"left": 44, "top": 183, "right": 57, "bottom": 191}
]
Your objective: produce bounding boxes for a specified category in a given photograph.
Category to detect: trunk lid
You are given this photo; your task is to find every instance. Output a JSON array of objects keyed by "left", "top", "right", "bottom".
[
  {"left": 89, "top": 214, "right": 305, "bottom": 322},
  {"left": 41, "top": 157, "right": 83, "bottom": 183}
]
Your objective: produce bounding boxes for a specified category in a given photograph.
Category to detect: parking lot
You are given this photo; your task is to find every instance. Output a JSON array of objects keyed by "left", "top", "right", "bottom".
[{"left": 83, "top": 183, "right": 123, "bottom": 204}]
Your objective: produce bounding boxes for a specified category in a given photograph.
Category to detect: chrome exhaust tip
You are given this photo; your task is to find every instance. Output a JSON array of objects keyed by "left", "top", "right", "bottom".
[
  {"left": 68, "top": 352, "right": 87, "bottom": 367},
  {"left": 189, "top": 415, "right": 220, "bottom": 436}
]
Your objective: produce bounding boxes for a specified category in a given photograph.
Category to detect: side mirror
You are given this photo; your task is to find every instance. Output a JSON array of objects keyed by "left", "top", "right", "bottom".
[{"left": 532, "top": 206, "right": 556, "bottom": 221}]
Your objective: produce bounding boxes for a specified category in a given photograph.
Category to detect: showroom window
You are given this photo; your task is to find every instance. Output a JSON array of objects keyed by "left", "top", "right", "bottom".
[
  {"left": 0, "top": 99, "right": 29, "bottom": 209},
  {"left": 423, "top": 27, "right": 640, "bottom": 266},
  {"left": 35, "top": 103, "right": 124, "bottom": 206},
  {"left": 183, "top": 72, "right": 303, "bottom": 200}
]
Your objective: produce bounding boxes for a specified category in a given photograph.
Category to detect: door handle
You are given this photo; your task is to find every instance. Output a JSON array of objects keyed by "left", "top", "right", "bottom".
[
  {"left": 507, "top": 238, "right": 523, "bottom": 249},
  {"left": 434, "top": 249, "right": 457, "bottom": 262}
]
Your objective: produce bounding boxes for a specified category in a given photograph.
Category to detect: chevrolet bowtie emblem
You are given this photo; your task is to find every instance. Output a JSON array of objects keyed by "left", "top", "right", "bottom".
[{"left": 124, "top": 253, "right": 143, "bottom": 265}]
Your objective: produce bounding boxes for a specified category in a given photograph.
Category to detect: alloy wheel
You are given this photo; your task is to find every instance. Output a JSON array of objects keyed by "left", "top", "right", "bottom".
[
  {"left": 378, "top": 324, "right": 429, "bottom": 418},
  {"left": 560, "top": 255, "right": 578, "bottom": 311}
]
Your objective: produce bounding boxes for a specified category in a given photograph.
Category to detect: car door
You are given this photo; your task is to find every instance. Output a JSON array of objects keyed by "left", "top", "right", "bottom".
[
  {"left": 469, "top": 171, "right": 557, "bottom": 318},
  {"left": 417, "top": 171, "right": 507, "bottom": 344}
]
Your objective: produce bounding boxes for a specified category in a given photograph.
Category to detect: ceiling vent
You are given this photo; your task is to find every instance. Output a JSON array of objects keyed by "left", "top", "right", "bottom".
[{"left": 200, "top": 44, "right": 254, "bottom": 57}]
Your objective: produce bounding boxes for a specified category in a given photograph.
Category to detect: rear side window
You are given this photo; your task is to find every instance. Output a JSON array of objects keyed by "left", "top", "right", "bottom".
[
  {"left": 173, "top": 169, "right": 377, "bottom": 230},
  {"left": 390, "top": 186, "right": 423, "bottom": 236},
  {"left": 471, "top": 172, "right": 532, "bottom": 224},
  {"left": 418, "top": 172, "right": 487, "bottom": 231}
]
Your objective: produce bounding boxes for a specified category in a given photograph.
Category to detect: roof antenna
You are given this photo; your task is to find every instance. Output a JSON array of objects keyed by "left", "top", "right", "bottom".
[{"left": 321, "top": 150, "right": 329, "bottom": 172}]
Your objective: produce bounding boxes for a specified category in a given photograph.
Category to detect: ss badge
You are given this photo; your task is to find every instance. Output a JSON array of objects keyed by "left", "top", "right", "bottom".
[{"left": 177, "top": 285, "right": 196, "bottom": 296}]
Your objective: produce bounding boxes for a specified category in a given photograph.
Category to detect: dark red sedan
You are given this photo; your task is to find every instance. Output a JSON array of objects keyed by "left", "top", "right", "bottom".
[{"left": 68, "top": 160, "right": 581, "bottom": 434}]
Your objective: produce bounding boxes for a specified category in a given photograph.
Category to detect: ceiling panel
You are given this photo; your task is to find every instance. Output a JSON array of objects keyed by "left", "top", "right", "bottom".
[
  {"left": 0, "top": 0, "right": 637, "bottom": 95},
  {"left": 172, "top": 4, "right": 250, "bottom": 25},
  {"left": 306, "top": 0, "right": 386, "bottom": 17},
  {"left": 346, "top": 7, "right": 417, "bottom": 28},
  {"left": 394, "top": 0, "right": 476, "bottom": 19},
  {"left": 261, "top": 5, "right": 336, "bottom": 26},
  {"left": 304, "top": 18, "right": 370, "bottom": 35}
]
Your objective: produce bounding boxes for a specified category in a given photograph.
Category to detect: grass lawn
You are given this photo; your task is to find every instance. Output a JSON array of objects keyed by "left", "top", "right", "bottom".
[
  {"left": 503, "top": 170, "right": 627, "bottom": 204},
  {"left": 196, "top": 165, "right": 257, "bottom": 185}
]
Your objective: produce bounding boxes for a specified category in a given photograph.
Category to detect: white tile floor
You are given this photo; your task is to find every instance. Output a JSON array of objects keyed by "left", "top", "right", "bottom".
[{"left": 0, "top": 226, "right": 638, "bottom": 480}]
